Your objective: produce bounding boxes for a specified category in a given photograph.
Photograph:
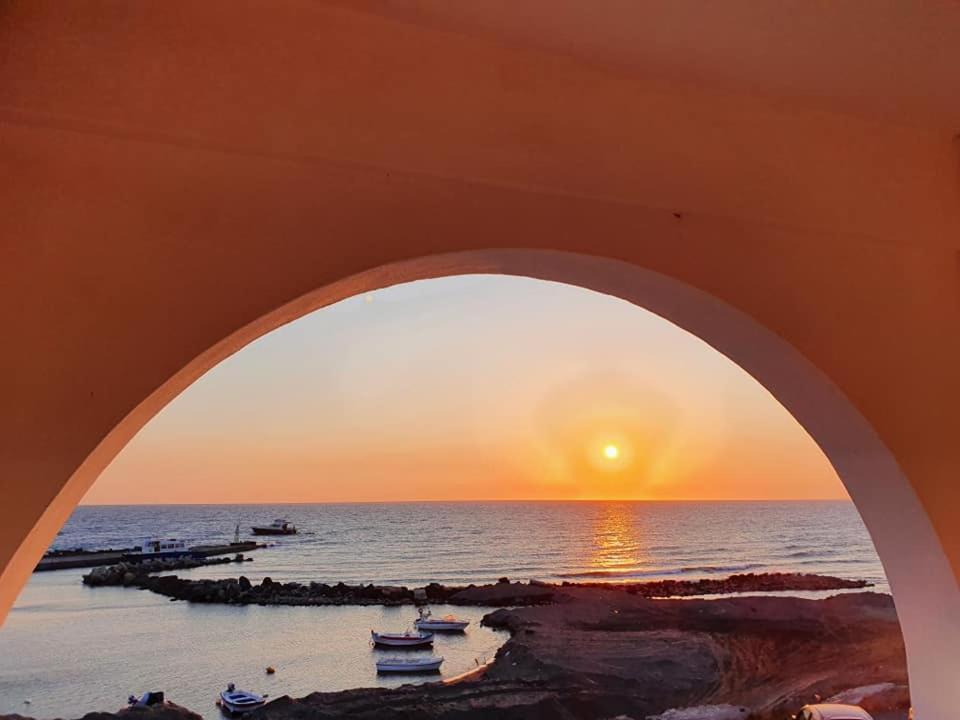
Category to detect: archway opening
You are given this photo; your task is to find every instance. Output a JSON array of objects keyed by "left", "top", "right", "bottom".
[{"left": 1, "top": 250, "right": 955, "bottom": 718}]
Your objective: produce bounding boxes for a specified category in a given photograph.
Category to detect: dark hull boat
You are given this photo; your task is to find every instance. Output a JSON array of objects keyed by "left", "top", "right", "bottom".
[
  {"left": 251, "top": 518, "right": 297, "bottom": 535},
  {"left": 370, "top": 630, "right": 434, "bottom": 648}
]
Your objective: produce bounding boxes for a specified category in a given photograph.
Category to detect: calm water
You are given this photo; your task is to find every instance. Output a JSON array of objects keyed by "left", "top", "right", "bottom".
[{"left": 0, "top": 501, "right": 887, "bottom": 717}]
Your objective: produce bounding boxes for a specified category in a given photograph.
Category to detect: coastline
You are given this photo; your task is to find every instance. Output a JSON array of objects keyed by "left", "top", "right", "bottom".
[
  {"left": 8, "top": 502, "right": 893, "bottom": 718},
  {"left": 3, "top": 586, "right": 909, "bottom": 720}
]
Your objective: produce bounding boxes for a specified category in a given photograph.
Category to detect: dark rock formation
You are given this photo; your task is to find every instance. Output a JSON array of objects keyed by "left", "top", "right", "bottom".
[
  {"left": 82, "top": 555, "right": 250, "bottom": 587},
  {"left": 569, "top": 571, "right": 871, "bottom": 598},
  {"left": 1, "top": 701, "right": 202, "bottom": 720},
  {"left": 246, "top": 590, "right": 907, "bottom": 720},
  {"left": 81, "top": 569, "right": 869, "bottom": 609}
]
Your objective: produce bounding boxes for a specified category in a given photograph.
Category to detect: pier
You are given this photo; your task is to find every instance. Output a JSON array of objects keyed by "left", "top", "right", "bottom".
[{"left": 35, "top": 542, "right": 263, "bottom": 572}]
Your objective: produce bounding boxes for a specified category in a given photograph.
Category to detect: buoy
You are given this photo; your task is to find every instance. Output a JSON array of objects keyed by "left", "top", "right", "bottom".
[
  {"left": 24, "top": 699, "right": 31, "bottom": 705},
  {"left": 266, "top": 666, "right": 276, "bottom": 674}
]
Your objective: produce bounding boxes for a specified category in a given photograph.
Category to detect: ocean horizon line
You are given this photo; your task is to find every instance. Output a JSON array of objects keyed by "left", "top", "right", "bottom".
[{"left": 76, "top": 497, "right": 853, "bottom": 508}]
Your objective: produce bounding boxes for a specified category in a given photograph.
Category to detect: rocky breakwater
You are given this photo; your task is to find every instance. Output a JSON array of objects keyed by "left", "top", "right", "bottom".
[
  {"left": 571, "top": 571, "right": 872, "bottom": 597},
  {"left": 82, "top": 555, "right": 251, "bottom": 587},
  {"left": 93, "top": 575, "right": 557, "bottom": 606},
  {"left": 82, "top": 571, "right": 870, "bottom": 608}
]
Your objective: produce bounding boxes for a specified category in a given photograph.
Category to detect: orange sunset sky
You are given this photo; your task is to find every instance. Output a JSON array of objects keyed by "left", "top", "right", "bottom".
[{"left": 83, "top": 276, "right": 845, "bottom": 505}]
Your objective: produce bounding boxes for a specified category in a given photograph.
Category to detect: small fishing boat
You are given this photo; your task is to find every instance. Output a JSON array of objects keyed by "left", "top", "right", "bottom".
[
  {"left": 376, "top": 656, "right": 444, "bottom": 674},
  {"left": 123, "top": 539, "right": 193, "bottom": 562},
  {"left": 370, "top": 629, "right": 434, "bottom": 647},
  {"left": 127, "top": 691, "right": 166, "bottom": 708},
  {"left": 251, "top": 518, "right": 297, "bottom": 536},
  {"left": 414, "top": 607, "right": 470, "bottom": 632},
  {"left": 219, "top": 684, "right": 266, "bottom": 714}
]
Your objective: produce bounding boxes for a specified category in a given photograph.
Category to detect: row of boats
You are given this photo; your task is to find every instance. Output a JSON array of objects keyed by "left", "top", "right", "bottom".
[
  {"left": 146, "top": 608, "right": 472, "bottom": 715},
  {"left": 368, "top": 608, "right": 471, "bottom": 676}
]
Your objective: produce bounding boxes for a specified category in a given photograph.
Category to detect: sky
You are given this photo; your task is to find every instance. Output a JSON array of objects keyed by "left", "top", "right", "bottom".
[{"left": 84, "top": 275, "right": 845, "bottom": 504}]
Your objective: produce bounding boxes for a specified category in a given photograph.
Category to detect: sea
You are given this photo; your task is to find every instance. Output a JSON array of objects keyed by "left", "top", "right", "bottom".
[{"left": 0, "top": 501, "right": 888, "bottom": 718}]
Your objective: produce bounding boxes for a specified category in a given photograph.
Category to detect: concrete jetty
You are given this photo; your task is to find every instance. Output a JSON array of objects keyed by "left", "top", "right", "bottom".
[{"left": 35, "top": 541, "right": 263, "bottom": 572}]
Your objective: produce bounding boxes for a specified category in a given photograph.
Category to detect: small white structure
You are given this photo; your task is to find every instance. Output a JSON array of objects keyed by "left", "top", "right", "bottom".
[{"left": 797, "top": 704, "right": 874, "bottom": 720}]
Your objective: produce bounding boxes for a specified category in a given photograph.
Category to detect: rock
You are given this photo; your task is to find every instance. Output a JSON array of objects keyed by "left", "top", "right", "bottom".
[
  {"left": 498, "top": 576, "right": 510, "bottom": 584},
  {"left": 413, "top": 588, "right": 428, "bottom": 602},
  {"left": 1, "top": 700, "right": 204, "bottom": 720},
  {"left": 646, "top": 705, "right": 750, "bottom": 720},
  {"left": 238, "top": 576, "right": 252, "bottom": 591}
]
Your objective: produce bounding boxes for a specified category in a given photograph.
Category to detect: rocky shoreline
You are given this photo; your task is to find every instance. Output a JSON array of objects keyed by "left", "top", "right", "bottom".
[
  {"left": 8, "top": 588, "right": 908, "bottom": 720},
  {"left": 82, "top": 565, "right": 870, "bottom": 607},
  {"left": 82, "top": 555, "right": 252, "bottom": 588}
]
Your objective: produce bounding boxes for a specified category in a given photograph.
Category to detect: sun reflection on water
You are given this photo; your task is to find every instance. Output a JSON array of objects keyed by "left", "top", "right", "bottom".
[{"left": 588, "top": 503, "right": 648, "bottom": 575}]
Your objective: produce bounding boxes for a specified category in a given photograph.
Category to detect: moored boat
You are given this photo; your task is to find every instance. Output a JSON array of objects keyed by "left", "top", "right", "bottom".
[
  {"left": 127, "top": 691, "right": 166, "bottom": 708},
  {"left": 376, "top": 656, "right": 444, "bottom": 673},
  {"left": 123, "top": 539, "right": 193, "bottom": 562},
  {"left": 370, "top": 629, "right": 434, "bottom": 647},
  {"left": 414, "top": 607, "right": 470, "bottom": 631},
  {"left": 251, "top": 518, "right": 297, "bottom": 535},
  {"left": 219, "top": 684, "right": 266, "bottom": 714}
]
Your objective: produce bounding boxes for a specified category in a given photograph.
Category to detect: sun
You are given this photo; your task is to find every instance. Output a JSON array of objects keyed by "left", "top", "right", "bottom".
[{"left": 603, "top": 443, "right": 620, "bottom": 460}]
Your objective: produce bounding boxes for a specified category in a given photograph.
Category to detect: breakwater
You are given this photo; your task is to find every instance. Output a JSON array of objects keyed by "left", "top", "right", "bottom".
[
  {"left": 81, "top": 570, "right": 870, "bottom": 607},
  {"left": 82, "top": 554, "right": 253, "bottom": 586}
]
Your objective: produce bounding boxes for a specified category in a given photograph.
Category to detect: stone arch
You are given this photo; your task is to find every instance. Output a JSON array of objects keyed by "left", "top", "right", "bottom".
[{"left": 4, "top": 248, "right": 956, "bottom": 716}]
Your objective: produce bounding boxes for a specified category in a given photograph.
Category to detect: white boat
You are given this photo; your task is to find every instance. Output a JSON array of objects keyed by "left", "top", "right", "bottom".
[
  {"left": 414, "top": 608, "right": 470, "bottom": 631},
  {"left": 376, "top": 656, "right": 444, "bottom": 674},
  {"left": 219, "top": 684, "right": 266, "bottom": 714},
  {"left": 123, "top": 539, "right": 193, "bottom": 561},
  {"left": 251, "top": 518, "right": 297, "bottom": 536},
  {"left": 370, "top": 629, "right": 434, "bottom": 647}
]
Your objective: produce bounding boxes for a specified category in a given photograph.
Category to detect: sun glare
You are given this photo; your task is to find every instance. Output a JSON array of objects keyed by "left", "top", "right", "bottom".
[{"left": 603, "top": 443, "right": 619, "bottom": 460}]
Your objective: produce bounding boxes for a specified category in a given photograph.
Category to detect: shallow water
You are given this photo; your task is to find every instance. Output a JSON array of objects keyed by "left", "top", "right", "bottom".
[{"left": 0, "top": 501, "right": 887, "bottom": 717}]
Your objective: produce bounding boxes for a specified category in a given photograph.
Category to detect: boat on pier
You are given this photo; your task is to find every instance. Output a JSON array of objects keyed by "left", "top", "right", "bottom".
[{"left": 123, "top": 539, "right": 193, "bottom": 562}]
